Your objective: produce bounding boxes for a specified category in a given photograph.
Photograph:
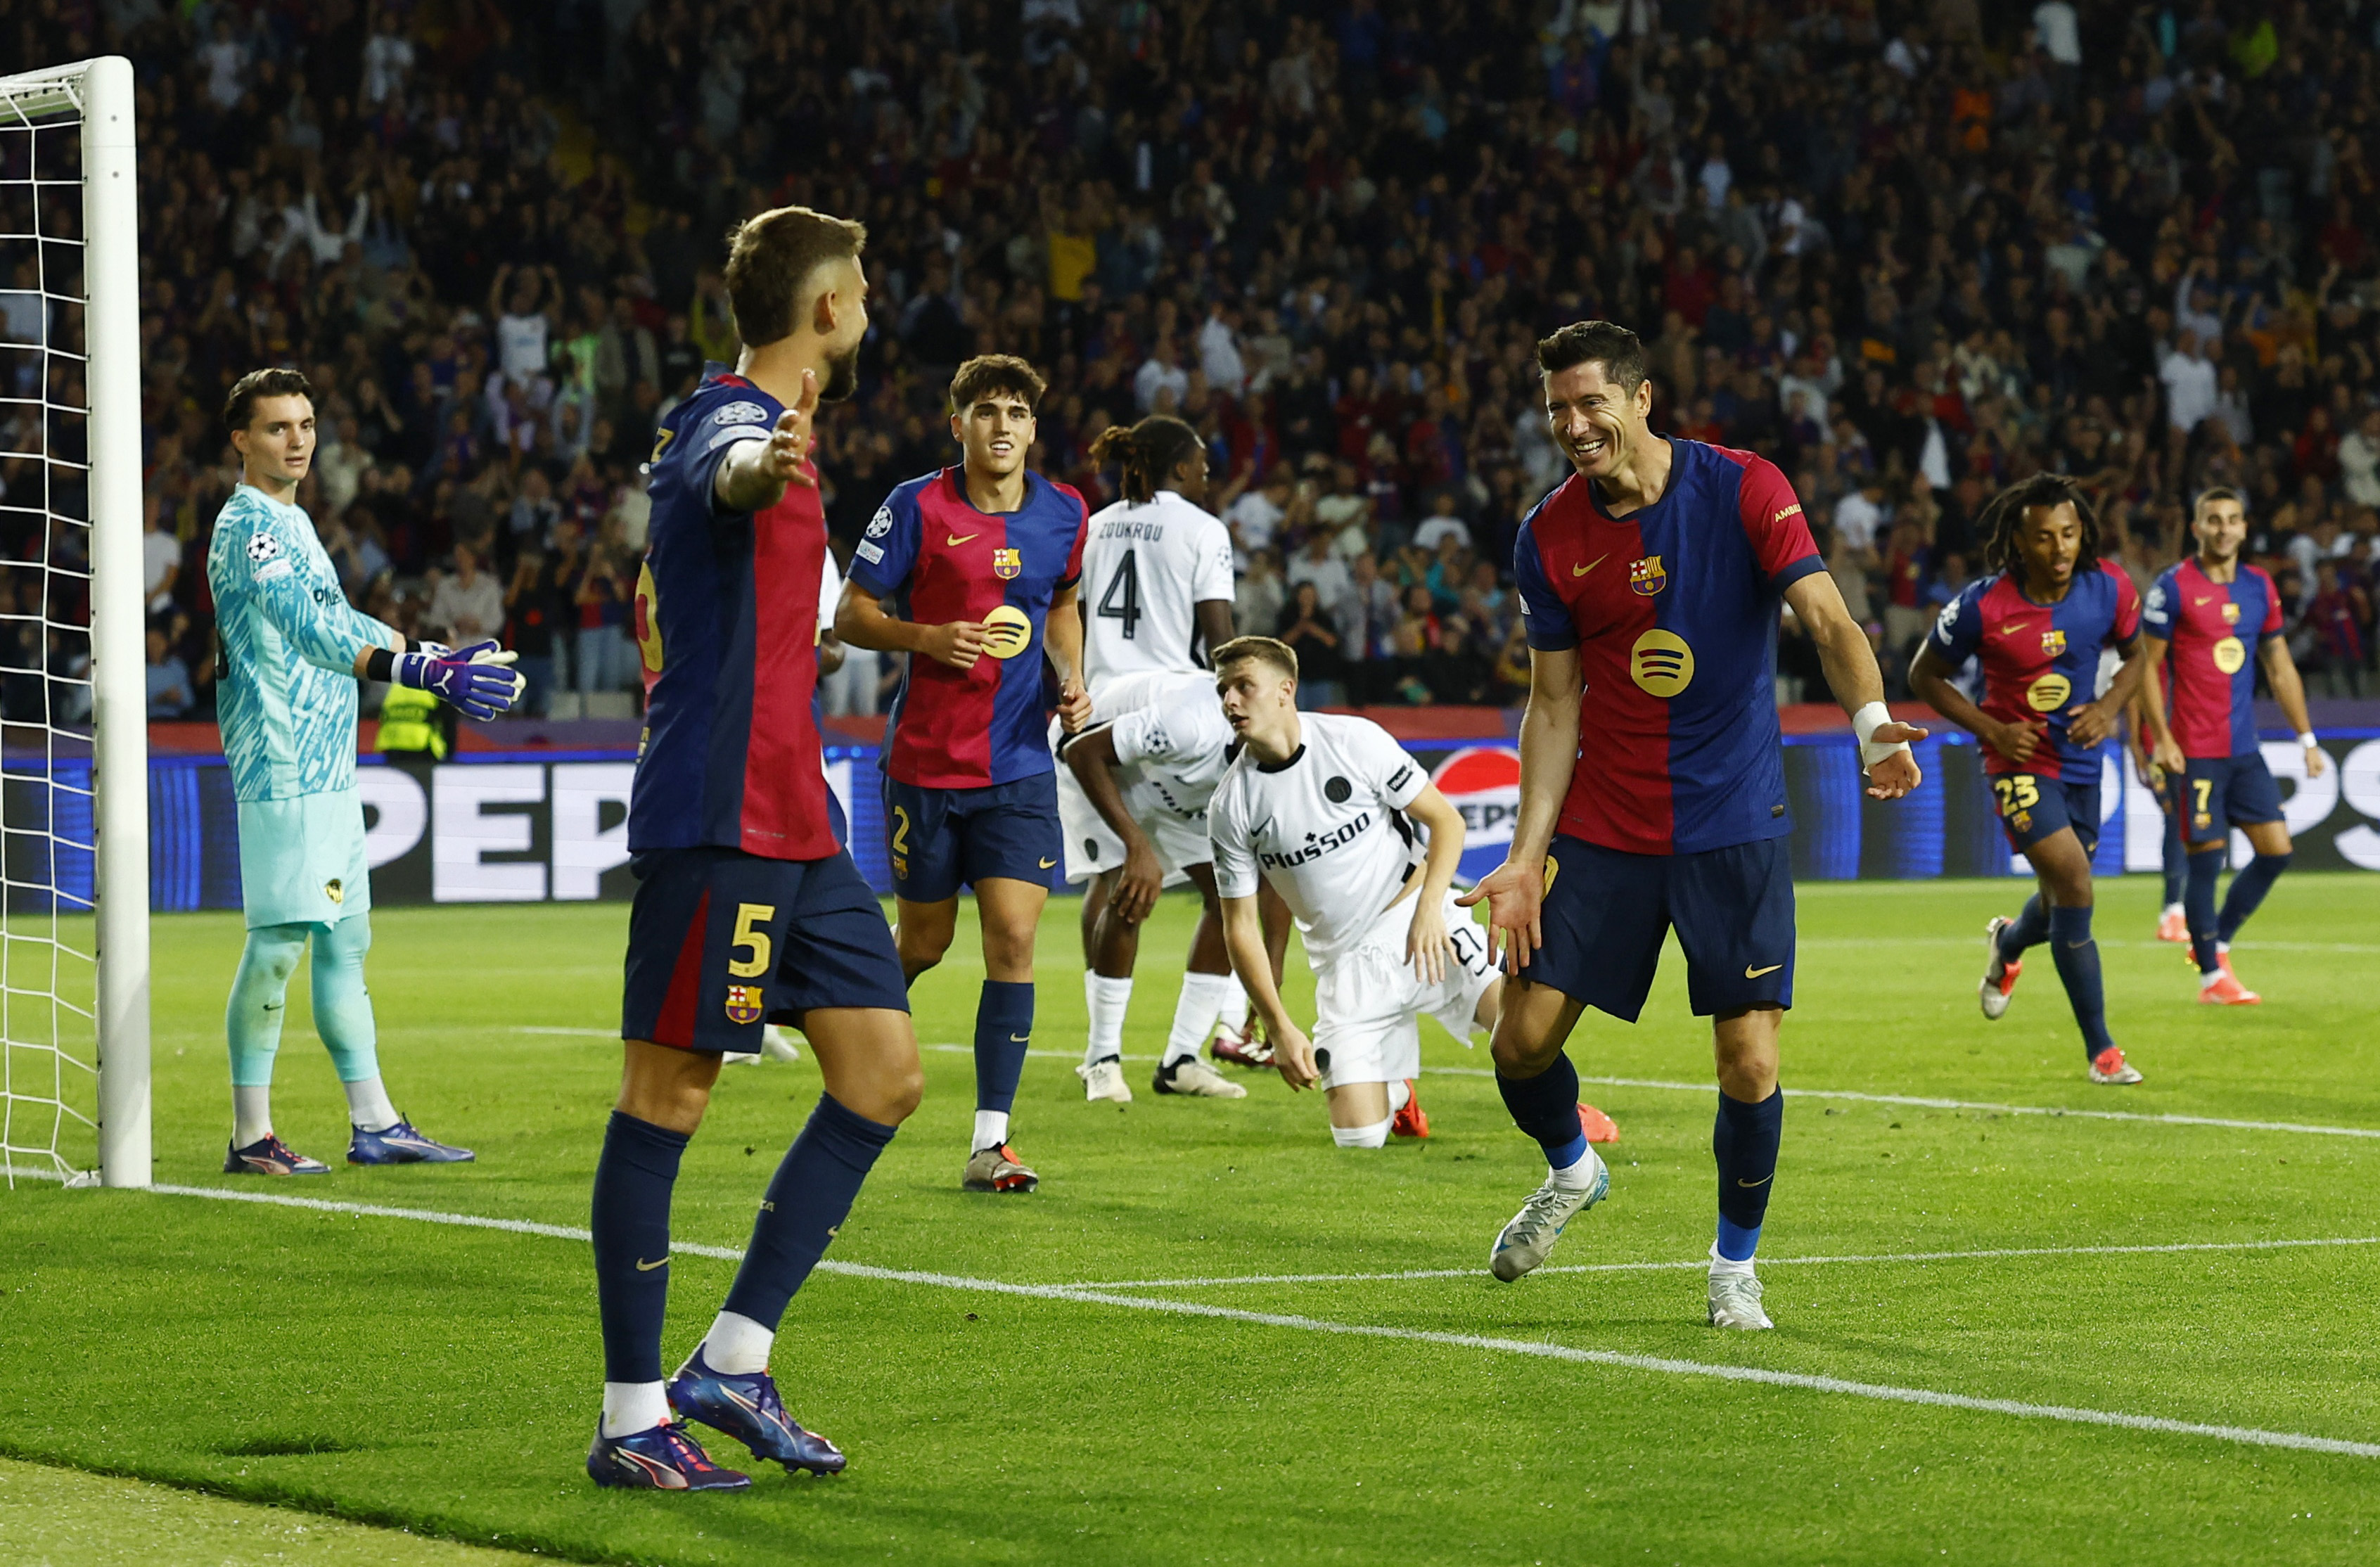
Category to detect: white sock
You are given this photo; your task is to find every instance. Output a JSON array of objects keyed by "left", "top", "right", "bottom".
[
  {"left": 1165, "top": 971, "right": 1236, "bottom": 1063},
  {"left": 2162, "top": 902, "right": 2184, "bottom": 917},
  {"left": 1548, "top": 1144, "right": 1599, "bottom": 1191},
  {"left": 2201, "top": 968, "right": 2225, "bottom": 990},
  {"left": 700, "top": 1310, "right": 774, "bottom": 1376},
  {"left": 1708, "top": 1243, "right": 1756, "bottom": 1281},
  {"left": 1086, "top": 974, "right": 1132, "bottom": 1067},
  {"left": 1387, "top": 1080, "right": 1412, "bottom": 1115},
  {"left": 973, "top": 1109, "right": 1010, "bottom": 1150},
  {"left": 1217, "top": 978, "right": 1251, "bottom": 1032},
  {"left": 342, "top": 1075, "right": 401, "bottom": 1132},
  {"left": 1331, "top": 1115, "right": 1393, "bottom": 1149},
  {"left": 232, "top": 1085, "right": 273, "bottom": 1148},
  {"left": 2217, "top": 940, "right": 2232, "bottom": 955},
  {"left": 601, "top": 1380, "right": 670, "bottom": 1438}
]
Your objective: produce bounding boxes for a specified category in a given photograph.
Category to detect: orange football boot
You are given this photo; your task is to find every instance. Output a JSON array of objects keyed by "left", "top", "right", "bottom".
[
  {"left": 1577, "top": 1103, "right": 1620, "bottom": 1144},
  {"left": 1391, "top": 1080, "right": 1430, "bottom": 1139}
]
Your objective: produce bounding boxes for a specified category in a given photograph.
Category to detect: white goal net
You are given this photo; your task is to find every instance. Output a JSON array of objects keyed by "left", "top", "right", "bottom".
[{"left": 0, "top": 58, "right": 146, "bottom": 1189}]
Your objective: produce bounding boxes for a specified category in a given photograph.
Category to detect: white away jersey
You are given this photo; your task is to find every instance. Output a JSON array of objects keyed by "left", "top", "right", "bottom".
[
  {"left": 1208, "top": 712, "right": 1428, "bottom": 963},
  {"left": 1082, "top": 669, "right": 1236, "bottom": 824},
  {"left": 1081, "top": 489, "right": 1235, "bottom": 689}
]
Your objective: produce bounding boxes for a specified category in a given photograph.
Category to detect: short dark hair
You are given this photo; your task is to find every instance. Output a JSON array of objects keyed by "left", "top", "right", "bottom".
[
  {"left": 1087, "top": 414, "right": 1203, "bottom": 504},
  {"left": 1977, "top": 472, "right": 2103, "bottom": 575},
  {"left": 1536, "top": 320, "right": 1648, "bottom": 391},
  {"left": 2193, "top": 485, "right": 2244, "bottom": 516},
  {"left": 722, "top": 205, "right": 868, "bottom": 348},
  {"left": 1211, "top": 635, "right": 1299, "bottom": 682},
  {"left": 949, "top": 354, "right": 1047, "bottom": 415},
  {"left": 223, "top": 367, "right": 313, "bottom": 435}
]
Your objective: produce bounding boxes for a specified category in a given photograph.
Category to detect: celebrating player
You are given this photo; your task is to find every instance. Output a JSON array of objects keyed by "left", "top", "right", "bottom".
[
  {"left": 1908, "top": 473, "right": 2152, "bottom": 1080},
  {"left": 1459, "top": 321, "right": 1925, "bottom": 1330},
  {"left": 1065, "top": 415, "right": 1289, "bottom": 1086},
  {"left": 207, "top": 368, "right": 516, "bottom": 1176},
  {"left": 1210, "top": 639, "right": 1504, "bottom": 1147},
  {"left": 2137, "top": 487, "right": 2325, "bottom": 1004},
  {"left": 1058, "top": 667, "right": 1267, "bottom": 1101},
  {"left": 590, "top": 206, "right": 920, "bottom": 1491},
  {"left": 836, "top": 354, "right": 1092, "bottom": 1195}
]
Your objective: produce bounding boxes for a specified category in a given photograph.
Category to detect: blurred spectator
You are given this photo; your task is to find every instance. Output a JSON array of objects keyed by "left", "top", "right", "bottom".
[
  {"left": 144, "top": 627, "right": 193, "bottom": 719},
  {"left": 428, "top": 543, "right": 504, "bottom": 646}
]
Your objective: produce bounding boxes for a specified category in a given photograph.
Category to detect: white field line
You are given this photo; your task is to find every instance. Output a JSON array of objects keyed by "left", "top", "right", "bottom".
[
  {"left": 122, "top": 1181, "right": 2380, "bottom": 1462},
  {"left": 1074, "top": 1234, "right": 2380, "bottom": 1289},
  {"left": 508, "top": 1029, "right": 2380, "bottom": 1141}
]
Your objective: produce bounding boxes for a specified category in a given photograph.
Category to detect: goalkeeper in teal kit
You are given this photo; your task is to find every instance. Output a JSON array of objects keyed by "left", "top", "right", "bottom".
[{"left": 207, "top": 369, "right": 523, "bottom": 1174}]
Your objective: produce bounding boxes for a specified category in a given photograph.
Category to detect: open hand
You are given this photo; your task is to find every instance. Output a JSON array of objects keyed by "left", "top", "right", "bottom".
[
  {"left": 1455, "top": 857, "right": 1543, "bottom": 975},
  {"left": 760, "top": 372, "right": 819, "bottom": 489},
  {"left": 1862, "top": 719, "right": 1928, "bottom": 800}
]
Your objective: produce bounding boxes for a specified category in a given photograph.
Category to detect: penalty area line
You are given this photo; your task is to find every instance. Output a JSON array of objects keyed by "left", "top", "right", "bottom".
[{"left": 129, "top": 1181, "right": 2380, "bottom": 1462}]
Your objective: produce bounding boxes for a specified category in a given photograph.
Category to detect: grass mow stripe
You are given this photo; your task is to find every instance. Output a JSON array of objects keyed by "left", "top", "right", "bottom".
[
  {"left": 1074, "top": 1235, "right": 2380, "bottom": 1289},
  {"left": 132, "top": 1182, "right": 2380, "bottom": 1463}
]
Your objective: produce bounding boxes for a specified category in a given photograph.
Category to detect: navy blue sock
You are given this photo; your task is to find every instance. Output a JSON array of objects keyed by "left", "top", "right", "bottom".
[
  {"left": 2218, "top": 852, "right": 2291, "bottom": 944},
  {"left": 2047, "top": 904, "right": 2115, "bottom": 1060},
  {"left": 1996, "top": 894, "right": 2049, "bottom": 961},
  {"left": 973, "top": 980, "right": 1035, "bottom": 1117},
  {"left": 720, "top": 1094, "right": 898, "bottom": 1332},
  {"left": 1712, "top": 1087, "right": 1783, "bottom": 1262},
  {"left": 591, "top": 1111, "right": 690, "bottom": 1384},
  {"left": 2185, "top": 846, "right": 2225, "bottom": 974},
  {"left": 2160, "top": 806, "right": 2187, "bottom": 908},
  {"left": 1497, "top": 1050, "right": 1587, "bottom": 1170}
]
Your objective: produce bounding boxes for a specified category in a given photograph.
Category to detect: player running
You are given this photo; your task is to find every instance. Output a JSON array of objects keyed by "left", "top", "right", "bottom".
[
  {"left": 589, "top": 206, "right": 921, "bottom": 1492},
  {"left": 836, "top": 354, "right": 1092, "bottom": 1194},
  {"left": 1066, "top": 415, "right": 1288, "bottom": 1085},
  {"left": 1209, "top": 638, "right": 1506, "bottom": 1148},
  {"left": 1058, "top": 667, "right": 1262, "bottom": 1101},
  {"left": 207, "top": 368, "right": 515, "bottom": 1176},
  {"left": 1459, "top": 321, "right": 1925, "bottom": 1330},
  {"left": 1908, "top": 473, "right": 2152, "bottom": 1082},
  {"left": 2137, "top": 486, "right": 2326, "bottom": 1004}
]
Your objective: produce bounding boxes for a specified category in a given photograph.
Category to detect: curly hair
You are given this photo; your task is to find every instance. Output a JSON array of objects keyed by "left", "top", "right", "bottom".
[
  {"left": 1086, "top": 414, "right": 1204, "bottom": 504},
  {"left": 1976, "top": 472, "right": 2101, "bottom": 579}
]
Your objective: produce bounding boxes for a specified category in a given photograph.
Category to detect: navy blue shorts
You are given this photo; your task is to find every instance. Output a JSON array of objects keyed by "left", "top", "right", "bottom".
[
  {"left": 622, "top": 846, "right": 909, "bottom": 1053},
  {"left": 1988, "top": 771, "right": 2102, "bottom": 859},
  {"left": 2181, "top": 753, "right": 2283, "bottom": 846},
  {"left": 1528, "top": 833, "right": 1795, "bottom": 1023},
  {"left": 882, "top": 772, "right": 1061, "bottom": 902}
]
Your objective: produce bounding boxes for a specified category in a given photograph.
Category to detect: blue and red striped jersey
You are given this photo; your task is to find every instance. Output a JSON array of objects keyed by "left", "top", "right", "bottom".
[
  {"left": 2141, "top": 557, "right": 2280, "bottom": 760},
  {"left": 1926, "top": 560, "right": 2142, "bottom": 781},
  {"left": 1512, "top": 439, "right": 1823, "bottom": 855},
  {"left": 627, "top": 366, "right": 841, "bottom": 861},
  {"left": 849, "top": 466, "right": 1089, "bottom": 788}
]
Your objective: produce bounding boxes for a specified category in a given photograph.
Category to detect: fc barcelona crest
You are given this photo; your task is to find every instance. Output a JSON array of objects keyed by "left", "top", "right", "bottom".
[
  {"left": 992, "top": 547, "right": 1023, "bottom": 580},
  {"left": 2220, "top": 601, "right": 2240, "bottom": 625},
  {"left": 725, "top": 984, "right": 765, "bottom": 1025},
  {"left": 1628, "top": 555, "right": 1667, "bottom": 596},
  {"left": 2041, "top": 628, "right": 2067, "bottom": 656}
]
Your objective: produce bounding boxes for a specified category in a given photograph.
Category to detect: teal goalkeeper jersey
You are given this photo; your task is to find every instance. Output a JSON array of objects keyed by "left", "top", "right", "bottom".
[{"left": 205, "top": 483, "right": 397, "bottom": 803}]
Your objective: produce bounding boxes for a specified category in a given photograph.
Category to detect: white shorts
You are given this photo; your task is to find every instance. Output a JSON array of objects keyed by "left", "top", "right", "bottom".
[
  {"left": 1054, "top": 731, "right": 1198, "bottom": 888},
  {"left": 1310, "top": 888, "right": 1496, "bottom": 1089}
]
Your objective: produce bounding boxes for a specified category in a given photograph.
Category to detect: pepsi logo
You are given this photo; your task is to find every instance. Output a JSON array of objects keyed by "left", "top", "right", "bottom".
[{"left": 1430, "top": 746, "right": 1521, "bottom": 847}]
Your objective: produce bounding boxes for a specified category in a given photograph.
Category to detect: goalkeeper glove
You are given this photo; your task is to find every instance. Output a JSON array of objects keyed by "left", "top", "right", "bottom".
[{"left": 394, "top": 638, "right": 524, "bottom": 722}]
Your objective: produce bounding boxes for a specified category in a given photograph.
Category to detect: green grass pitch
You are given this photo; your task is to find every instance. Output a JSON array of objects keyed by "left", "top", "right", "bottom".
[{"left": 4, "top": 874, "right": 2379, "bottom": 1565}]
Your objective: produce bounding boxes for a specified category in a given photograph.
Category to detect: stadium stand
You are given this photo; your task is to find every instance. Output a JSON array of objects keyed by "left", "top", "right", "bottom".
[{"left": 11, "top": 0, "right": 2380, "bottom": 725}]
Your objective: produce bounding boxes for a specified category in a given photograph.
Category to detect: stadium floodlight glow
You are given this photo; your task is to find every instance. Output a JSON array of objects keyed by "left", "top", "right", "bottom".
[{"left": 0, "top": 57, "right": 148, "bottom": 1189}]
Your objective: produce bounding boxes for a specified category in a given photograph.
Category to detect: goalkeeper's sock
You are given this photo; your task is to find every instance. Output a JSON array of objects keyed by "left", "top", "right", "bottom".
[
  {"left": 312, "top": 911, "right": 383, "bottom": 1086},
  {"left": 226, "top": 924, "right": 307, "bottom": 1134},
  {"left": 719, "top": 1094, "right": 896, "bottom": 1331},
  {"left": 591, "top": 1111, "right": 688, "bottom": 1397},
  {"left": 1085, "top": 973, "right": 1132, "bottom": 1068},
  {"left": 1164, "top": 971, "right": 1236, "bottom": 1066},
  {"left": 342, "top": 1076, "right": 400, "bottom": 1134}
]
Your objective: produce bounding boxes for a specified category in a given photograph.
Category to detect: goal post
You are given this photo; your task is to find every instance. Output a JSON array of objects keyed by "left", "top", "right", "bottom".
[{"left": 0, "top": 56, "right": 148, "bottom": 1189}]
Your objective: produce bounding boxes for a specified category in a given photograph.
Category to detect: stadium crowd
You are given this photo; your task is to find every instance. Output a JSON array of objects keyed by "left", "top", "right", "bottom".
[{"left": 8, "top": 0, "right": 2380, "bottom": 722}]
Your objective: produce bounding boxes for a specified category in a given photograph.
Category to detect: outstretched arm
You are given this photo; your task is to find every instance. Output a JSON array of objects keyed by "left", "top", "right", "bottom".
[
  {"left": 1455, "top": 641, "right": 1580, "bottom": 972},
  {"left": 713, "top": 371, "right": 820, "bottom": 513},
  {"left": 1782, "top": 568, "right": 1927, "bottom": 798}
]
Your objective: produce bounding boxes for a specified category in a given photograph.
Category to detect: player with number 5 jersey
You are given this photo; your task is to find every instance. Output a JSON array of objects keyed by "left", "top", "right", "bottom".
[{"left": 837, "top": 354, "right": 1092, "bottom": 1196}]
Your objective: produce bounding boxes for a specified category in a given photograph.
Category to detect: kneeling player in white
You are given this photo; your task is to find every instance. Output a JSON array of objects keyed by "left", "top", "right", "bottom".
[
  {"left": 1059, "top": 670, "right": 1266, "bottom": 1099},
  {"left": 1208, "top": 637, "right": 1497, "bottom": 1146}
]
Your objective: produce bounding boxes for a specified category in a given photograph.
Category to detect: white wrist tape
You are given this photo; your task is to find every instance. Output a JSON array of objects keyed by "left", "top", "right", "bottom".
[
  {"left": 1852, "top": 701, "right": 1909, "bottom": 771},
  {"left": 2300, "top": 732, "right": 2320, "bottom": 749}
]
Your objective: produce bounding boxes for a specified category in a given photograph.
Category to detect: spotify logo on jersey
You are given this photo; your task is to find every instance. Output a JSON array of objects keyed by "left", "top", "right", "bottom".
[
  {"left": 2211, "top": 636, "right": 2247, "bottom": 674},
  {"left": 2026, "top": 673, "right": 2072, "bottom": 712},
  {"left": 980, "top": 604, "right": 1032, "bottom": 659},
  {"left": 1629, "top": 629, "right": 1695, "bottom": 698}
]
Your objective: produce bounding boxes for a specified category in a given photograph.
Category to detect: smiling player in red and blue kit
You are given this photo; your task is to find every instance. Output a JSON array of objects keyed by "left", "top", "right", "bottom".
[
  {"left": 1461, "top": 321, "right": 1924, "bottom": 1332},
  {"left": 2139, "top": 487, "right": 2327, "bottom": 1005},
  {"left": 588, "top": 207, "right": 923, "bottom": 1494},
  {"left": 838, "top": 354, "right": 1091, "bottom": 1197},
  {"left": 1909, "top": 473, "right": 2152, "bottom": 1085}
]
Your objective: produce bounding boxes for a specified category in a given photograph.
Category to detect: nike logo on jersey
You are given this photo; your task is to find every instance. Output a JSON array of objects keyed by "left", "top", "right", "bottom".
[
  {"left": 1573, "top": 554, "right": 1609, "bottom": 577},
  {"left": 635, "top": 1257, "right": 667, "bottom": 1272},
  {"left": 1038, "top": 857, "right": 1057, "bottom": 868},
  {"left": 2192, "top": 594, "right": 2214, "bottom": 606},
  {"left": 2000, "top": 620, "right": 2028, "bottom": 634},
  {"left": 947, "top": 532, "right": 980, "bottom": 545},
  {"left": 1744, "top": 963, "right": 1784, "bottom": 978}
]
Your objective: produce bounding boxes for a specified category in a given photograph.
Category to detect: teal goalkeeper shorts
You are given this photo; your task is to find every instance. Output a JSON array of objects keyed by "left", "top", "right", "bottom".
[{"left": 236, "top": 787, "right": 371, "bottom": 930}]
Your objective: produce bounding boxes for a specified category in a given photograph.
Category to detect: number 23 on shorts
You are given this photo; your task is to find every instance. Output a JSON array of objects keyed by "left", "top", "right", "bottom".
[{"left": 1990, "top": 774, "right": 2041, "bottom": 817}]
